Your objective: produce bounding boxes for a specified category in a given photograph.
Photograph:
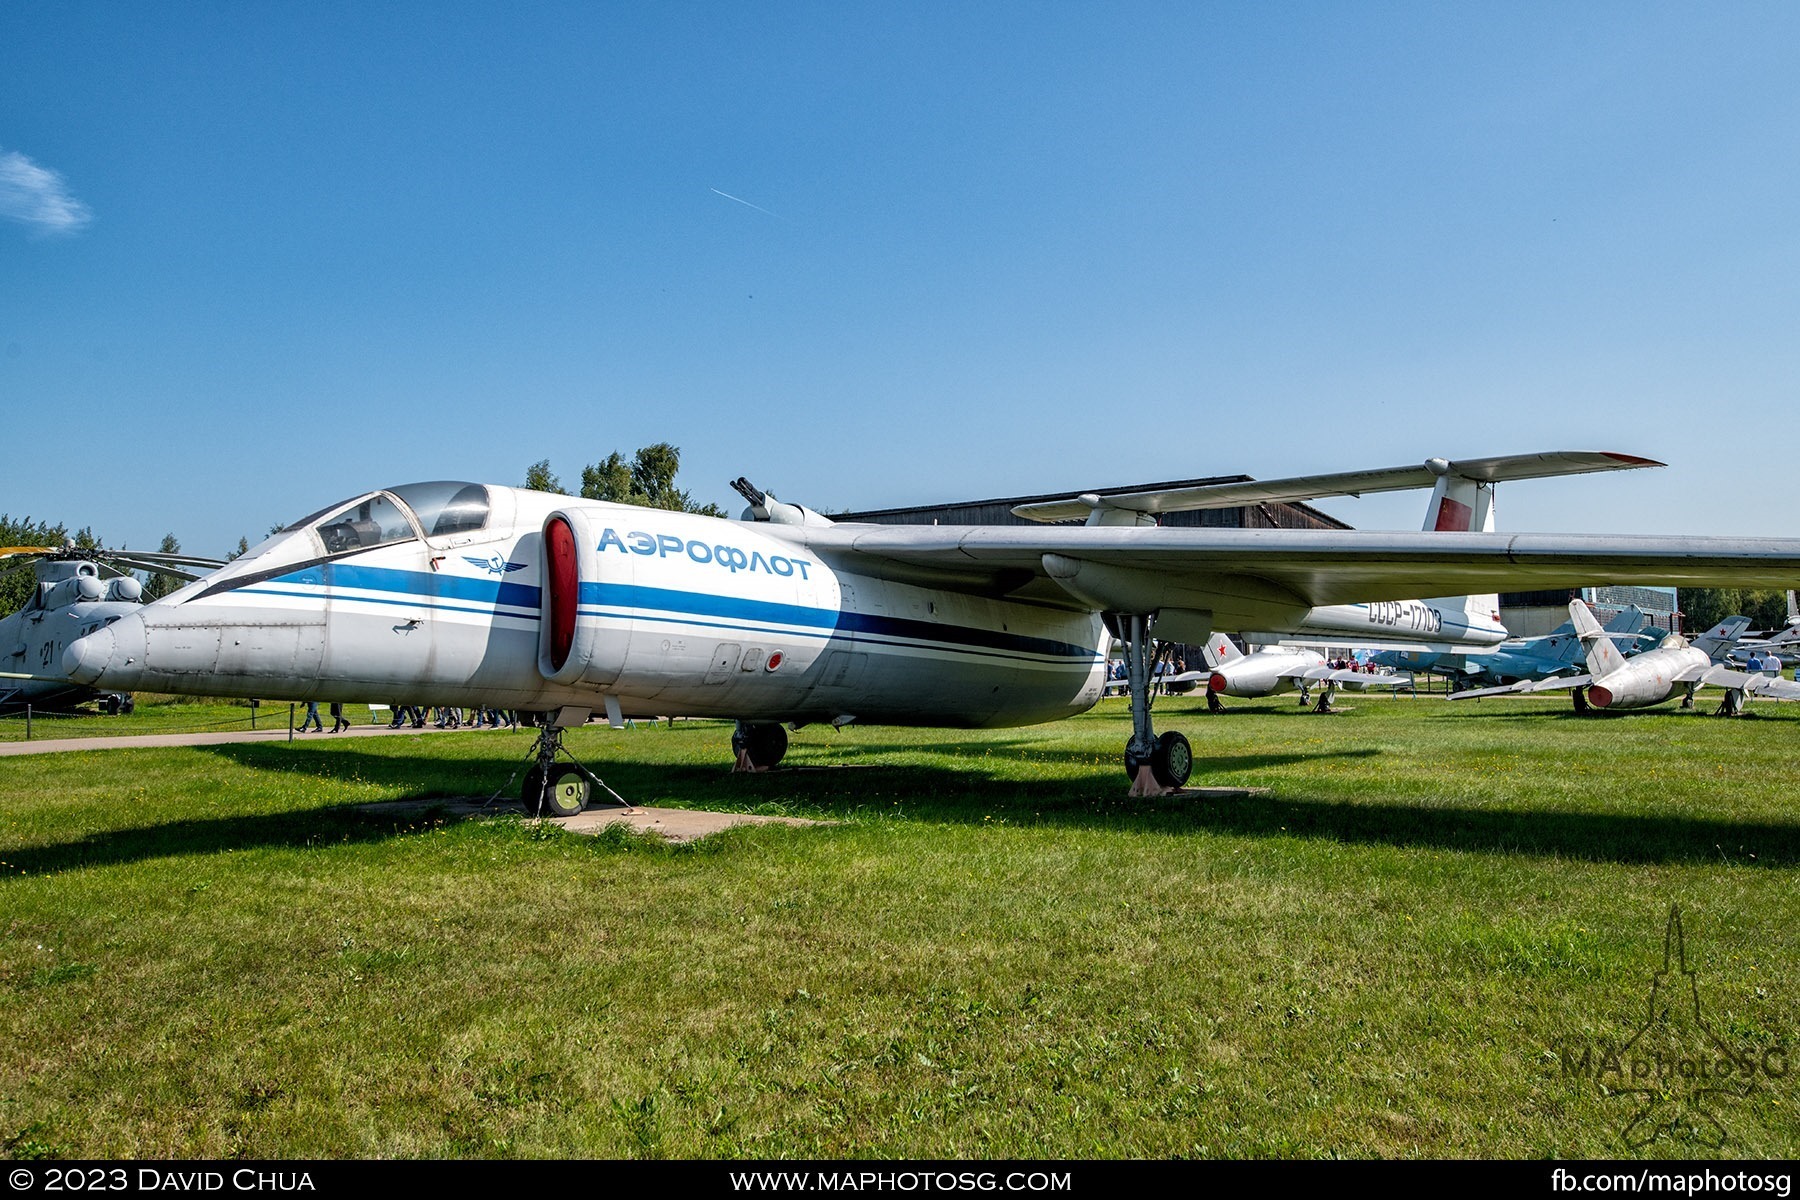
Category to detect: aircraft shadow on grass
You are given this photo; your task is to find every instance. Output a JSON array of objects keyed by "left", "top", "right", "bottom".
[{"left": 7, "top": 741, "right": 1798, "bottom": 876}]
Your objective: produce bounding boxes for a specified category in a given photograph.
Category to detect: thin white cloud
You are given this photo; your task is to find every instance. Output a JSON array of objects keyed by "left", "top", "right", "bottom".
[{"left": 0, "top": 150, "right": 93, "bottom": 236}]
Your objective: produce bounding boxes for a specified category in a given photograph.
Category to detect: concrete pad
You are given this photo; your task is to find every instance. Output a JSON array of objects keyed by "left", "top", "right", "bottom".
[{"left": 359, "top": 796, "right": 828, "bottom": 843}]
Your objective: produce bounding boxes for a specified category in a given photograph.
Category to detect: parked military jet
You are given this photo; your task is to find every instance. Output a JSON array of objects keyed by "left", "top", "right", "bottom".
[
  {"left": 1203, "top": 638, "right": 1411, "bottom": 712},
  {"left": 48, "top": 452, "right": 1800, "bottom": 806},
  {"left": 1371, "top": 605, "right": 1662, "bottom": 691},
  {"left": 1450, "top": 601, "right": 1784, "bottom": 714}
]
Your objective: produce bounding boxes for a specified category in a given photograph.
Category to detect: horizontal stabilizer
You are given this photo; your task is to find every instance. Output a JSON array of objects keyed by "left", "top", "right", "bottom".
[{"left": 1011, "top": 451, "right": 1661, "bottom": 524}]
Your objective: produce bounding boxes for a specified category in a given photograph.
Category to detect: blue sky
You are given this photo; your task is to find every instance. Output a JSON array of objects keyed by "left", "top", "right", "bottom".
[{"left": 3, "top": 3, "right": 1798, "bottom": 556}]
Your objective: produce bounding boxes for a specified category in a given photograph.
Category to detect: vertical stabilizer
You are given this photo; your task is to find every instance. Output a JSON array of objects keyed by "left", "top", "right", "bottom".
[
  {"left": 1692, "top": 615, "right": 1752, "bottom": 663},
  {"left": 1199, "top": 631, "right": 1241, "bottom": 667},
  {"left": 1570, "top": 600, "right": 1627, "bottom": 677},
  {"left": 1421, "top": 471, "right": 1496, "bottom": 534},
  {"left": 1421, "top": 463, "right": 1501, "bottom": 631}
]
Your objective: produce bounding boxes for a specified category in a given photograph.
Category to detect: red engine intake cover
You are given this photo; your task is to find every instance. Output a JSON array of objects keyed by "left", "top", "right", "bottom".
[{"left": 546, "top": 515, "right": 579, "bottom": 672}]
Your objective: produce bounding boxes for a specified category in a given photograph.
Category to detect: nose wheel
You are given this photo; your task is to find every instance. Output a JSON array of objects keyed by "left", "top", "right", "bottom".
[{"left": 517, "top": 720, "right": 629, "bottom": 817}]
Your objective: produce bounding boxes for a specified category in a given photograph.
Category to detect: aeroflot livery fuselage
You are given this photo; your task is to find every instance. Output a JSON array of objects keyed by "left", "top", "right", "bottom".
[{"left": 61, "top": 482, "right": 1504, "bottom": 730}]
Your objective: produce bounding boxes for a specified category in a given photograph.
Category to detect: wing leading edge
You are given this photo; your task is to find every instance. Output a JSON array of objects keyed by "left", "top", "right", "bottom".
[{"left": 784, "top": 523, "right": 1800, "bottom": 634}]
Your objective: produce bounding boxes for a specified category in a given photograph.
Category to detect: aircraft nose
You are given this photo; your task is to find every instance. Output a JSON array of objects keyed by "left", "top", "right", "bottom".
[
  {"left": 63, "top": 624, "right": 115, "bottom": 684},
  {"left": 63, "top": 613, "right": 146, "bottom": 688},
  {"left": 1208, "top": 672, "right": 1227, "bottom": 693}
]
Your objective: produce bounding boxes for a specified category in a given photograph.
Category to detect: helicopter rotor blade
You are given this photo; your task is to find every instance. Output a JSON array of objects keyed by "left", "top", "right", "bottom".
[{"left": 103, "top": 555, "right": 212, "bottom": 582}]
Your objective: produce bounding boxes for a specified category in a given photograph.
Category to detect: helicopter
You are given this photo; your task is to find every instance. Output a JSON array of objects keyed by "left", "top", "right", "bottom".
[{"left": 0, "top": 542, "right": 223, "bottom": 714}]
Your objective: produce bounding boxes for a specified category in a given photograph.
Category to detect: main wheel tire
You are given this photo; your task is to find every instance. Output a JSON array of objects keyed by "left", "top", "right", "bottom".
[
  {"left": 1150, "top": 730, "right": 1193, "bottom": 789},
  {"left": 1123, "top": 731, "right": 1193, "bottom": 788},
  {"left": 732, "top": 723, "right": 789, "bottom": 769},
  {"left": 542, "top": 765, "right": 591, "bottom": 817}
]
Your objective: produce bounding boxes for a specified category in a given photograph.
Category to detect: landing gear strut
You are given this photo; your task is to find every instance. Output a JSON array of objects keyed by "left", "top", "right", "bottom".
[
  {"left": 1714, "top": 687, "right": 1746, "bottom": 717},
  {"left": 1116, "top": 613, "right": 1193, "bottom": 796},
  {"left": 1312, "top": 681, "right": 1339, "bottom": 713},
  {"left": 520, "top": 719, "right": 629, "bottom": 817},
  {"left": 1571, "top": 687, "right": 1590, "bottom": 715}
]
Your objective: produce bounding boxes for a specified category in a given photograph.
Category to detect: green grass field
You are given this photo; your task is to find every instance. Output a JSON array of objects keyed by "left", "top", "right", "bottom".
[{"left": 2, "top": 694, "right": 1795, "bottom": 1159}]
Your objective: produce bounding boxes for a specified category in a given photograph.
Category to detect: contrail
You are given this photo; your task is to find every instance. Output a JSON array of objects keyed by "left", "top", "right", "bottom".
[{"left": 710, "top": 187, "right": 779, "bottom": 219}]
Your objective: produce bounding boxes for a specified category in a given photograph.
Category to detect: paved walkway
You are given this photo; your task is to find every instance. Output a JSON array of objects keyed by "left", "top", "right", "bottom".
[{"left": 0, "top": 722, "right": 493, "bottom": 757}]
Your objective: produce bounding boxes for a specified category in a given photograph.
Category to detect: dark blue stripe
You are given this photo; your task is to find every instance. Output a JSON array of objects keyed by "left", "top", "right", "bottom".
[
  {"left": 262, "top": 564, "right": 1098, "bottom": 663},
  {"left": 581, "top": 581, "right": 1098, "bottom": 661},
  {"left": 271, "top": 562, "right": 542, "bottom": 610}
]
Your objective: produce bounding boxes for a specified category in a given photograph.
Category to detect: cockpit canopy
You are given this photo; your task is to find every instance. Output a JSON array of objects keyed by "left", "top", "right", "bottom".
[{"left": 289, "top": 482, "right": 492, "bottom": 553}]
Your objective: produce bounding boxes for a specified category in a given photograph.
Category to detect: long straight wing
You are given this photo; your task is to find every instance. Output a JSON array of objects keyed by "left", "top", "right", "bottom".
[{"left": 790, "top": 524, "right": 1800, "bottom": 616}]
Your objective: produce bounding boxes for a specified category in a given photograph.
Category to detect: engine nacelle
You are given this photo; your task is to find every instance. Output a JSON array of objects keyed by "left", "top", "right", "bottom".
[
  {"left": 537, "top": 507, "right": 632, "bottom": 690},
  {"left": 44, "top": 575, "right": 106, "bottom": 609}
]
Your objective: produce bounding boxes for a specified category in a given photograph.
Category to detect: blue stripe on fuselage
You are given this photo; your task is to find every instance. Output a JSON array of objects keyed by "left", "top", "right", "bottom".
[{"left": 259, "top": 563, "right": 1099, "bottom": 663}]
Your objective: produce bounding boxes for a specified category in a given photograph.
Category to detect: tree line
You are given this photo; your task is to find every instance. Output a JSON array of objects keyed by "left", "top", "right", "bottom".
[{"left": 522, "top": 442, "right": 726, "bottom": 517}]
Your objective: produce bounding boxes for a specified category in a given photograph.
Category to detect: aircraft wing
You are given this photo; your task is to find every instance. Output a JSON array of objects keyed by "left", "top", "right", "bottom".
[
  {"left": 1250, "top": 634, "right": 1507, "bottom": 654},
  {"left": 1008, "top": 451, "right": 1658, "bottom": 523},
  {"left": 1448, "top": 673, "right": 1596, "bottom": 700},
  {"left": 791, "top": 524, "right": 1800, "bottom": 622},
  {"left": 1690, "top": 664, "right": 1800, "bottom": 700},
  {"left": 1287, "top": 665, "right": 1413, "bottom": 687}
]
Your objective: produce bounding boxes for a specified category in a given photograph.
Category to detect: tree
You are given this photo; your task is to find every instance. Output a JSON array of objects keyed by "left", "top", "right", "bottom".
[
  {"left": 579, "top": 453, "right": 634, "bottom": 504},
  {"left": 1678, "top": 588, "right": 1790, "bottom": 635},
  {"left": 523, "top": 459, "right": 566, "bottom": 495},
  {"left": 576, "top": 443, "right": 725, "bottom": 516},
  {"left": 142, "top": 533, "right": 184, "bottom": 602},
  {"left": 225, "top": 536, "right": 251, "bottom": 562}
]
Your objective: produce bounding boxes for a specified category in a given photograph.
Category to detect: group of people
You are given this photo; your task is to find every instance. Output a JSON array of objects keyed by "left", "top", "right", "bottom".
[
  {"left": 295, "top": 701, "right": 520, "bottom": 732},
  {"left": 295, "top": 701, "right": 353, "bottom": 733},
  {"left": 387, "top": 704, "right": 518, "bottom": 730},
  {"left": 1743, "top": 649, "right": 1786, "bottom": 676}
]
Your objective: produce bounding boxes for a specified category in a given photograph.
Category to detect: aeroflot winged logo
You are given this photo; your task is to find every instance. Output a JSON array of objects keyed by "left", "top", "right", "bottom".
[{"left": 464, "top": 555, "right": 528, "bottom": 576}]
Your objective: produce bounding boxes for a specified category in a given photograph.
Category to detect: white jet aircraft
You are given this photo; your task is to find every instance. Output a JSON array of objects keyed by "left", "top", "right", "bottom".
[
  {"left": 47, "top": 453, "right": 1800, "bottom": 805},
  {"left": 1202, "top": 640, "right": 1412, "bottom": 712},
  {"left": 1451, "top": 601, "right": 1797, "bottom": 715}
]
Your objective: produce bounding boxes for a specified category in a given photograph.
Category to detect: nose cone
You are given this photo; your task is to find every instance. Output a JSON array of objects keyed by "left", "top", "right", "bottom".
[
  {"left": 63, "top": 613, "right": 146, "bottom": 688},
  {"left": 1208, "top": 672, "right": 1227, "bottom": 693},
  {"left": 62, "top": 624, "right": 115, "bottom": 684}
]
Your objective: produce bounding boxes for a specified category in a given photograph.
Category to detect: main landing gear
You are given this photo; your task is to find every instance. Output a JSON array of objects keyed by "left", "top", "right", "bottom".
[
  {"left": 1115, "top": 613, "right": 1193, "bottom": 796},
  {"left": 520, "top": 716, "right": 630, "bottom": 818},
  {"left": 732, "top": 721, "right": 789, "bottom": 772}
]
